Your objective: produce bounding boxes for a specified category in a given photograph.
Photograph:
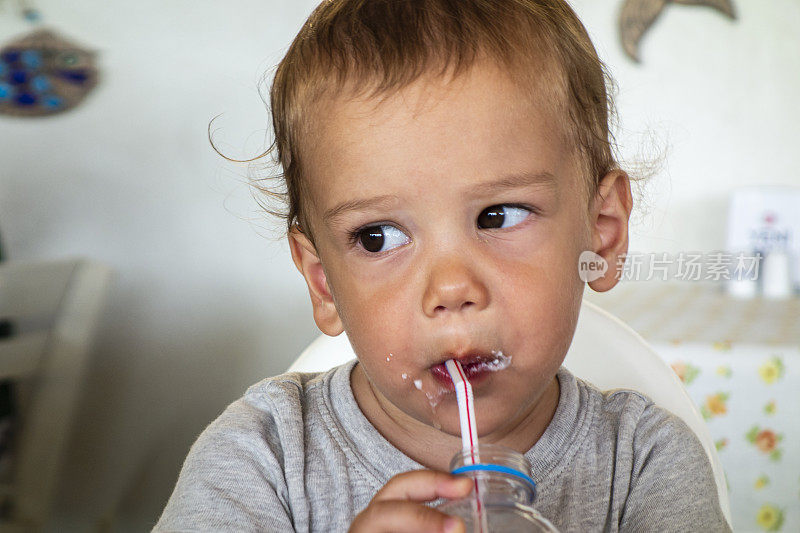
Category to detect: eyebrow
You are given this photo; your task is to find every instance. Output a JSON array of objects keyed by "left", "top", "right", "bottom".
[
  {"left": 322, "top": 171, "right": 558, "bottom": 225},
  {"left": 323, "top": 194, "right": 400, "bottom": 226},
  {"left": 471, "top": 171, "right": 558, "bottom": 195}
]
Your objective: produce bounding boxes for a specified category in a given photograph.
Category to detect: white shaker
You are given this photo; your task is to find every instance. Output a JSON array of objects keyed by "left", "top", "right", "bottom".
[{"left": 761, "top": 250, "right": 794, "bottom": 300}]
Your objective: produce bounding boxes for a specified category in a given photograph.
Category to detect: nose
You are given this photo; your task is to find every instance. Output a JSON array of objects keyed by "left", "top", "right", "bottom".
[{"left": 422, "top": 257, "right": 490, "bottom": 318}]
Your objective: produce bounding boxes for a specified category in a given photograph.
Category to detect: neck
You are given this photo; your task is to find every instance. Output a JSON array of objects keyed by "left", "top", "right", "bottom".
[{"left": 350, "top": 362, "right": 560, "bottom": 472}]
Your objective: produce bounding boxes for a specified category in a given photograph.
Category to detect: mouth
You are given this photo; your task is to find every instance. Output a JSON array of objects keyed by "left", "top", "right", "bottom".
[{"left": 429, "top": 352, "right": 509, "bottom": 389}]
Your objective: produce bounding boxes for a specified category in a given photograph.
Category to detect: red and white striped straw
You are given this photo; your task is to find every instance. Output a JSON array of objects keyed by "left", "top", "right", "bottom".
[
  {"left": 444, "top": 359, "right": 480, "bottom": 464},
  {"left": 445, "top": 359, "right": 488, "bottom": 532}
]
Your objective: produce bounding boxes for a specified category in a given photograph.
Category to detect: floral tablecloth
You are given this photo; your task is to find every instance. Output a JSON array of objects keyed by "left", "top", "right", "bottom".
[
  {"left": 585, "top": 282, "right": 800, "bottom": 532},
  {"left": 658, "top": 342, "right": 799, "bottom": 532}
]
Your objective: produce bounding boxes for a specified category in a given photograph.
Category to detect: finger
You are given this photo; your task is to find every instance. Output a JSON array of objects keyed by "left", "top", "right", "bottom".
[
  {"left": 374, "top": 470, "right": 473, "bottom": 503},
  {"left": 351, "top": 500, "right": 465, "bottom": 533}
]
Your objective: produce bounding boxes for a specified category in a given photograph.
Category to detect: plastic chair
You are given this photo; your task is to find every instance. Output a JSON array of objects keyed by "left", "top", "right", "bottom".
[
  {"left": 0, "top": 258, "right": 112, "bottom": 531},
  {"left": 288, "top": 299, "right": 732, "bottom": 527}
]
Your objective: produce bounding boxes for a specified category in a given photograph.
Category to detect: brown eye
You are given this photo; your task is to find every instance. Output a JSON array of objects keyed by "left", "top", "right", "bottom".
[
  {"left": 356, "top": 225, "right": 410, "bottom": 253},
  {"left": 477, "top": 206, "right": 505, "bottom": 229},
  {"left": 477, "top": 205, "right": 531, "bottom": 230},
  {"left": 360, "top": 227, "right": 385, "bottom": 253}
]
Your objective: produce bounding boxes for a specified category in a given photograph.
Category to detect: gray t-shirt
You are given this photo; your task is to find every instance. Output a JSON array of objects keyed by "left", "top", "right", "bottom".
[{"left": 155, "top": 361, "right": 730, "bottom": 532}]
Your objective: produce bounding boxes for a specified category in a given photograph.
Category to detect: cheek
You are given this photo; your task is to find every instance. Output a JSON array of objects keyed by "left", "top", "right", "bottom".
[
  {"left": 493, "top": 236, "right": 584, "bottom": 361},
  {"left": 496, "top": 222, "right": 584, "bottom": 296},
  {"left": 498, "top": 259, "right": 579, "bottom": 329},
  {"left": 329, "top": 267, "right": 418, "bottom": 362}
]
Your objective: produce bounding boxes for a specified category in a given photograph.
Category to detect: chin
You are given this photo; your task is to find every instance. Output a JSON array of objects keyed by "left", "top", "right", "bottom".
[{"left": 427, "top": 404, "right": 504, "bottom": 440}]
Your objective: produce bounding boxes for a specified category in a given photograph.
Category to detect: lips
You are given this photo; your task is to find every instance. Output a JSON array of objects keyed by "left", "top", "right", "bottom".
[{"left": 429, "top": 353, "right": 498, "bottom": 388}]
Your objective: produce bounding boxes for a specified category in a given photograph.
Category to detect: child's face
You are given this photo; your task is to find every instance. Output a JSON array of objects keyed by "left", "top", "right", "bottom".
[{"left": 291, "top": 61, "right": 624, "bottom": 440}]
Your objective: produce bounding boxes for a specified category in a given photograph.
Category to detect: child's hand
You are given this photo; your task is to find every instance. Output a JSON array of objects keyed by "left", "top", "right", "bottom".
[{"left": 349, "top": 470, "right": 473, "bottom": 533}]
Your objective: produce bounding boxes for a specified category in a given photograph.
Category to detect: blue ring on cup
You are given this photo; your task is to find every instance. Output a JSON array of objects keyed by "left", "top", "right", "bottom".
[{"left": 451, "top": 463, "right": 537, "bottom": 491}]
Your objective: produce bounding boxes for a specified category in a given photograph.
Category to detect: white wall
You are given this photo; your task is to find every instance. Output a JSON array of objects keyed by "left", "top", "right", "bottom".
[
  {"left": 0, "top": 1, "right": 797, "bottom": 530},
  {"left": 571, "top": 0, "right": 800, "bottom": 253}
]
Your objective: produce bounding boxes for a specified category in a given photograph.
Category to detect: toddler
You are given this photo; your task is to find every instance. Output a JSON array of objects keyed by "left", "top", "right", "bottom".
[{"left": 156, "top": 0, "right": 730, "bottom": 531}]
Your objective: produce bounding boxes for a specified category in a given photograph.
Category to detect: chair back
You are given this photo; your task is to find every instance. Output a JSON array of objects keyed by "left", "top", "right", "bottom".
[{"left": 0, "top": 258, "right": 112, "bottom": 530}]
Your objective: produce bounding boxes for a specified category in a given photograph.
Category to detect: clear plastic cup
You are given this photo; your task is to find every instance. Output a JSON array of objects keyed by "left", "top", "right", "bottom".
[{"left": 434, "top": 443, "right": 559, "bottom": 532}]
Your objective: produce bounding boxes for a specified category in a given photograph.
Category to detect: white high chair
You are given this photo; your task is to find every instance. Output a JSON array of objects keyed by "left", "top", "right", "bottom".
[{"left": 288, "top": 299, "right": 732, "bottom": 527}]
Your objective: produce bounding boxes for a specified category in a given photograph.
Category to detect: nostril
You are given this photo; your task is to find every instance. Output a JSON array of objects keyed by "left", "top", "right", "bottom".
[
  {"left": 432, "top": 301, "right": 476, "bottom": 314},
  {"left": 433, "top": 302, "right": 475, "bottom": 313}
]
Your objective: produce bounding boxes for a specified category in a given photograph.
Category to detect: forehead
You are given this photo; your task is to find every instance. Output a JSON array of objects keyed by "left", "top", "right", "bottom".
[{"left": 302, "top": 61, "right": 580, "bottom": 224}]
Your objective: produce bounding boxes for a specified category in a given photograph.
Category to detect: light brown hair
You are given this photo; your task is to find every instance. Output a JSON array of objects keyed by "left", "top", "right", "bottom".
[{"left": 251, "top": 0, "right": 618, "bottom": 241}]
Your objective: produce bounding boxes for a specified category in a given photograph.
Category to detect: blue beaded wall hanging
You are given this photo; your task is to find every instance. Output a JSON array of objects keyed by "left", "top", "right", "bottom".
[{"left": 0, "top": 28, "right": 98, "bottom": 117}]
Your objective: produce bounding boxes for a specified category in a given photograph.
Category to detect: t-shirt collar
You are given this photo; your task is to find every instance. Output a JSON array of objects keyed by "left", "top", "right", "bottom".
[{"left": 323, "top": 360, "right": 587, "bottom": 488}]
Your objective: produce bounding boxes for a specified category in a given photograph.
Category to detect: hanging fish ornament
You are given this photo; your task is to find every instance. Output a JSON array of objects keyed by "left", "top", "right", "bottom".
[{"left": 0, "top": 28, "right": 98, "bottom": 116}]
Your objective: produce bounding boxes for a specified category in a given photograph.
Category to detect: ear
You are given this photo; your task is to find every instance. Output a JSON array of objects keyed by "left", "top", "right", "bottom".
[
  {"left": 288, "top": 226, "right": 344, "bottom": 336},
  {"left": 587, "top": 170, "right": 633, "bottom": 292}
]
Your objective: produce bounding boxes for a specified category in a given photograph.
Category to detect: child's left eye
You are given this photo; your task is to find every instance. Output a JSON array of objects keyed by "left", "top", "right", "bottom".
[{"left": 477, "top": 205, "right": 531, "bottom": 229}]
